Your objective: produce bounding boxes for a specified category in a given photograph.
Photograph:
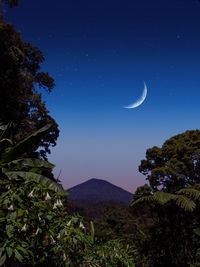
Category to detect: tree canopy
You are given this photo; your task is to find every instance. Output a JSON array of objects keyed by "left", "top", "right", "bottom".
[
  {"left": 0, "top": 14, "right": 59, "bottom": 159},
  {"left": 139, "top": 130, "right": 200, "bottom": 192},
  {"left": 131, "top": 130, "right": 200, "bottom": 267}
]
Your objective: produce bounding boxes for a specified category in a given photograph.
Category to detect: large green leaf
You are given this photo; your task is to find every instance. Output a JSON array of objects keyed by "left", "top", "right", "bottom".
[
  {"left": 1, "top": 124, "right": 52, "bottom": 162},
  {"left": 0, "top": 254, "right": 6, "bottom": 266},
  {"left": 14, "top": 249, "right": 23, "bottom": 262},
  {"left": 6, "top": 171, "right": 64, "bottom": 192},
  {"left": 2, "top": 158, "right": 55, "bottom": 171}
]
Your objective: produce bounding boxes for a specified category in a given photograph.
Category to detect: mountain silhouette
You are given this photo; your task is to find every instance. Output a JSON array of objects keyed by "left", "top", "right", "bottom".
[{"left": 67, "top": 178, "right": 133, "bottom": 205}]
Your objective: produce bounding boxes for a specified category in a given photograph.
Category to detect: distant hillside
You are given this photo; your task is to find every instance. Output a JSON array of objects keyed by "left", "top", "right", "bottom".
[{"left": 67, "top": 178, "right": 133, "bottom": 205}]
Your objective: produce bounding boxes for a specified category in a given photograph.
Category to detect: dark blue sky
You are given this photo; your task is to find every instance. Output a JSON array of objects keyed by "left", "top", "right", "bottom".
[{"left": 5, "top": 0, "right": 200, "bottom": 192}]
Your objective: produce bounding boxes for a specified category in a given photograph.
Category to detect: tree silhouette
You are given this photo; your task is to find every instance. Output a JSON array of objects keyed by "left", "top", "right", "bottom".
[
  {"left": 139, "top": 130, "right": 200, "bottom": 192},
  {"left": 131, "top": 130, "right": 200, "bottom": 267},
  {"left": 0, "top": 6, "right": 59, "bottom": 159}
]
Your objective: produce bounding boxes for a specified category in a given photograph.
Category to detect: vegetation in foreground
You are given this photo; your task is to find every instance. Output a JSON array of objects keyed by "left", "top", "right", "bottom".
[{"left": 0, "top": 122, "right": 135, "bottom": 267}]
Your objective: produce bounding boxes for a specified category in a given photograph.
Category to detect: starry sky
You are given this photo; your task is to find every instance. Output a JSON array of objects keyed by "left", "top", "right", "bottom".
[{"left": 5, "top": 0, "right": 200, "bottom": 192}]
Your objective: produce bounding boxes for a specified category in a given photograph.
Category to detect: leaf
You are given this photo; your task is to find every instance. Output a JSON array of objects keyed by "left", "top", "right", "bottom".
[
  {"left": 194, "top": 228, "right": 200, "bottom": 237},
  {"left": 0, "top": 138, "right": 13, "bottom": 153},
  {"left": 175, "top": 195, "right": 196, "bottom": 212},
  {"left": 0, "top": 122, "right": 15, "bottom": 141},
  {"left": 1, "top": 124, "right": 52, "bottom": 162},
  {"left": 0, "top": 248, "right": 3, "bottom": 259},
  {"left": 14, "top": 249, "right": 23, "bottom": 262},
  {"left": 176, "top": 188, "right": 200, "bottom": 201},
  {"left": 3, "top": 158, "right": 55, "bottom": 171},
  {"left": 90, "top": 221, "right": 95, "bottom": 244},
  {"left": 6, "top": 224, "right": 14, "bottom": 238},
  {"left": 6, "top": 171, "right": 64, "bottom": 192},
  {"left": 17, "top": 208, "right": 25, "bottom": 217},
  {"left": 6, "top": 247, "right": 12, "bottom": 258},
  {"left": 0, "top": 254, "right": 6, "bottom": 266},
  {"left": 46, "top": 215, "right": 53, "bottom": 220},
  {"left": 0, "top": 123, "right": 7, "bottom": 131},
  {"left": 16, "top": 246, "right": 28, "bottom": 256}
]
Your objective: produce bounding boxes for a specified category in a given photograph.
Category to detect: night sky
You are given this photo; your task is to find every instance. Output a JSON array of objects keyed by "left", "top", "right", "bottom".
[{"left": 5, "top": 0, "right": 200, "bottom": 192}]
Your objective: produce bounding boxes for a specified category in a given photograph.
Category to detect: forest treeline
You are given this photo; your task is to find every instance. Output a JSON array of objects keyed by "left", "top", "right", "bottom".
[{"left": 1, "top": 1, "right": 200, "bottom": 267}]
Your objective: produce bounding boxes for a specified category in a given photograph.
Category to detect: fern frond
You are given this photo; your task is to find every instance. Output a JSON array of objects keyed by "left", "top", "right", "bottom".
[
  {"left": 131, "top": 195, "right": 154, "bottom": 207},
  {"left": 153, "top": 191, "right": 176, "bottom": 204},
  {"left": 174, "top": 195, "right": 196, "bottom": 212},
  {"left": 176, "top": 188, "right": 200, "bottom": 201},
  {"left": 131, "top": 190, "right": 197, "bottom": 212},
  {"left": 194, "top": 184, "right": 200, "bottom": 189}
]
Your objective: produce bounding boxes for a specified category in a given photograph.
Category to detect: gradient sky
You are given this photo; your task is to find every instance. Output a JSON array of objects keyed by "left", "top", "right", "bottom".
[{"left": 5, "top": 0, "right": 200, "bottom": 192}]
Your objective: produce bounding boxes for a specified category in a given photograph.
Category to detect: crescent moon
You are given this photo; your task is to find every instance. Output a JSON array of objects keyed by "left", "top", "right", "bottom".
[{"left": 124, "top": 82, "right": 147, "bottom": 109}]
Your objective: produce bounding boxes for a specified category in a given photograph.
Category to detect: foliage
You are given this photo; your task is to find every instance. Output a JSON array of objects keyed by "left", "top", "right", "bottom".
[
  {"left": 131, "top": 187, "right": 200, "bottom": 212},
  {"left": 131, "top": 187, "right": 200, "bottom": 267},
  {"left": 130, "top": 130, "right": 200, "bottom": 267},
  {"left": 0, "top": 122, "right": 60, "bottom": 184},
  {"left": 0, "top": 14, "right": 59, "bottom": 160},
  {"left": 84, "top": 238, "right": 135, "bottom": 267},
  {"left": 0, "top": 172, "right": 135, "bottom": 267},
  {"left": 68, "top": 200, "right": 139, "bottom": 249},
  {"left": 139, "top": 130, "right": 200, "bottom": 192},
  {"left": 92, "top": 203, "right": 137, "bottom": 244},
  {"left": 0, "top": 174, "right": 66, "bottom": 266},
  {"left": 0, "top": 124, "right": 135, "bottom": 267}
]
